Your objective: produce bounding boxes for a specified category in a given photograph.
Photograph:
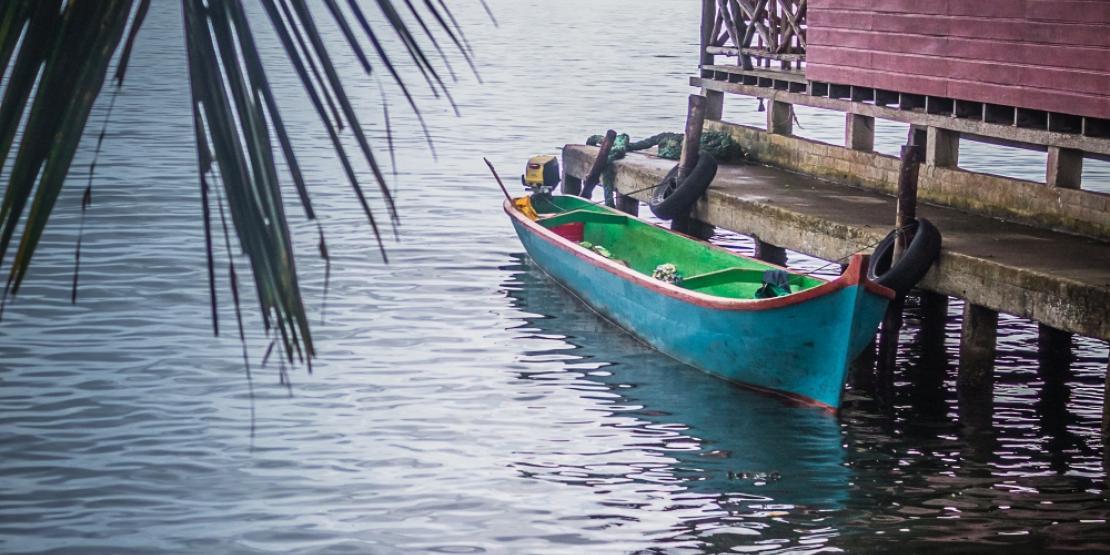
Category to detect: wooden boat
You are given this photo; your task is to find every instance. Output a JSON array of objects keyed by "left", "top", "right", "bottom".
[
  {"left": 505, "top": 194, "right": 895, "bottom": 411},
  {"left": 506, "top": 255, "right": 849, "bottom": 504}
]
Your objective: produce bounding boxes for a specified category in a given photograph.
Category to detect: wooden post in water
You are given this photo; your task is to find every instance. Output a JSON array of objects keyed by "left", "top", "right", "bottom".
[
  {"left": 1037, "top": 324, "right": 1072, "bottom": 379},
  {"left": 877, "top": 142, "right": 923, "bottom": 374},
  {"left": 957, "top": 303, "right": 998, "bottom": 394},
  {"left": 919, "top": 291, "right": 950, "bottom": 365},
  {"left": 581, "top": 129, "right": 616, "bottom": 199},
  {"left": 673, "top": 95, "right": 714, "bottom": 238}
]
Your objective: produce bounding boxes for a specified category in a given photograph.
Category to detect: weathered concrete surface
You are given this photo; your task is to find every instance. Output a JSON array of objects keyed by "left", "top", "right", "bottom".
[
  {"left": 704, "top": 120, "right": 1110, "bottom": 241},
  {"left": 563, "top": 144, "right": 1110, "bottom": 341}
]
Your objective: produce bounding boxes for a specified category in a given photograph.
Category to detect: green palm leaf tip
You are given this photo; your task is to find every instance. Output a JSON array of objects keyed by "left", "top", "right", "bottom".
[{"left": 184, "top": 0, "right": 315, "bottom": 363}]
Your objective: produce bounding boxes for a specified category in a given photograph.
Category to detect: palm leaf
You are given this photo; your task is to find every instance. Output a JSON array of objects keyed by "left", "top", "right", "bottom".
[{"left": 0, "top": 0, "right": 484, "bottom": 367}]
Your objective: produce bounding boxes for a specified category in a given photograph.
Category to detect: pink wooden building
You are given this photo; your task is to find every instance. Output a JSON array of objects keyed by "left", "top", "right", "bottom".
[{"left": 805, "top": 0, "right": 1110, "bottom": 120}]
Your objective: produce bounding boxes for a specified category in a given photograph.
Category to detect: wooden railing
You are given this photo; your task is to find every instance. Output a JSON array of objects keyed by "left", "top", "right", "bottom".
[{"left": 701, "top": 0, "right": 807, "bottom": 70}]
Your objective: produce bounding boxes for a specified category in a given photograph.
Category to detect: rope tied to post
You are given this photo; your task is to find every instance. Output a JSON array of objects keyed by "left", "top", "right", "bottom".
[{"left": 583, "top": 130, "right": 744, "bottom": 206}]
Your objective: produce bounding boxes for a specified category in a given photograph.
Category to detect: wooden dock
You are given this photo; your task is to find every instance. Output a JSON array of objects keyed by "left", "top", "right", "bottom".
[
  {"left": 562, "top": 122, "right": 1110, "bottom": 430},
  {"left": 555, "top": 0, "right": 1110, "bottom": 436}
]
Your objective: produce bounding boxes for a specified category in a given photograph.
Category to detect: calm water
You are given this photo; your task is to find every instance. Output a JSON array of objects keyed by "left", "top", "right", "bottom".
[{"left": 2, "top": 2, "right": 1109, "bottom": 553}]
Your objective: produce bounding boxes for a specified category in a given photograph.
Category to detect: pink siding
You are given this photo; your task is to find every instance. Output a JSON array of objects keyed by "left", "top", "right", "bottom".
[{"left": 805, "top": 0, "right": 1110, "bottom": 119}]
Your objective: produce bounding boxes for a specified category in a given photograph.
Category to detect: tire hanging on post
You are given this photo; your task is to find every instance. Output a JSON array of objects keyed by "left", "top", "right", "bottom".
[
  {"left": 648, "top": 155, "right": 718, "bottom": 221},
  {"left": 867, "top": 218, "right": 942, "bottom": 294}
]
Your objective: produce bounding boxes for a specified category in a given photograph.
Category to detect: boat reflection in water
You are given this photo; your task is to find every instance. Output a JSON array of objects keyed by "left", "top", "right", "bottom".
[{"left": 501, "top": 254, "right": 849, "bottom": 508}]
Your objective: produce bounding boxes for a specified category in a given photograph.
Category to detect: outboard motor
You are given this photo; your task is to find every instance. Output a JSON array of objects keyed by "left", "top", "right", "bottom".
[{"left": 521, "top": 155, "right": 561, "bottom": 195}]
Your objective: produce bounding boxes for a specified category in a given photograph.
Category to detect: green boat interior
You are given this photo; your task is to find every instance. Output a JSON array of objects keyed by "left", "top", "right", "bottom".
[{"left": 529, "top": 195, "right": 825, "bottom": 300}]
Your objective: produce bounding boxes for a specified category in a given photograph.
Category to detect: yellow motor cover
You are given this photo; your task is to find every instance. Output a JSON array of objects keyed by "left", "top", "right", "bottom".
[{"left": 523, "top": 155, "right": 560, "bottom": 189}]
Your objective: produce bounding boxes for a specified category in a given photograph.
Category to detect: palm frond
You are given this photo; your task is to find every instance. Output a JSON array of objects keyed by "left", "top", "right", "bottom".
[{"left": 0, "top": 0, "right": 484, "bottom": 365}]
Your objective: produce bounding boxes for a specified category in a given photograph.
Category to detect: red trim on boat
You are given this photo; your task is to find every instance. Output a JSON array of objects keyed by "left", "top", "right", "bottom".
[{"left": 505, "top": 199, "right": 896, "bottom": 311}]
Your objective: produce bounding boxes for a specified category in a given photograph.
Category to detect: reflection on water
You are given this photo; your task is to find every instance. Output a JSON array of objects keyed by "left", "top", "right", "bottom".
[{"left": 503, "top": 255, "right": 1110, "bottom": 553}]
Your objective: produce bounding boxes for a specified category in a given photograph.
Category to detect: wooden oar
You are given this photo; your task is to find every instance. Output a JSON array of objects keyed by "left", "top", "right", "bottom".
[{"left": 483, "top": 157, "right": 513, "bottom": 201}]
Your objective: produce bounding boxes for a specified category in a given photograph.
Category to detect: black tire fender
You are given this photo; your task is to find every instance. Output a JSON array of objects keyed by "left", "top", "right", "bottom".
[
  {"left": 649, "top": 155, "right": 718, "bottom": 220},
  {"left": 867, "top": 218, "right": 942, "bottom": 294}
]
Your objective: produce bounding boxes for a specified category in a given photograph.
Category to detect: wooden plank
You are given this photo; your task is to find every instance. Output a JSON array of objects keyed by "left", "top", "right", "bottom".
[
  {"left": 703, "top": 64, "right": 808, "bottom": 84},
  {"left": 803, "top": 5, "right": 1110, "bottom": 121},
  {"left": 779, "top": 0, "right": 807, "bottom": 50},
  {"left": 1026, "top": 0, "right": 1110, "bottom": 24},
  {"left": 714, "top": 0, "right": 744, "bottom": 56},
  {"left": 808, "top": 7, "right": 1110, "bottom": 48},
  {"left": 706, "top": 46, "right": 806, "bottom": 61},
  {"left": 693, "top": 76, "right": 1110, "bottom": 156},
  {"left": 801, "top": 64, "right": 952, "bottom": 96}
]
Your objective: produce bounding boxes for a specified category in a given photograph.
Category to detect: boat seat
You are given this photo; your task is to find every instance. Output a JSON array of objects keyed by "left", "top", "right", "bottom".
[
  {"left": 537, "top": 209, "right": 629, "bottom": 229},
  {"left": 681, "top": 267, "right": 806, "bottom": 291}
]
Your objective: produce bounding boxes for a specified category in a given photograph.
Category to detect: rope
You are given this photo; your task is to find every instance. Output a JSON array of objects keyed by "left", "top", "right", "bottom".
[
  {"left": 797, "top": 224, "right": 913, "bottom": 277},
  {"left": 585, "top": 130, "right": 745, "bottom": 207}
]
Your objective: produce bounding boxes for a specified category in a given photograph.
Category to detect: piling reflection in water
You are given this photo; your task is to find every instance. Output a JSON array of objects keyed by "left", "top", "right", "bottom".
[{"left": 503, "top": 253, "right": 1110, "bottom": 552}]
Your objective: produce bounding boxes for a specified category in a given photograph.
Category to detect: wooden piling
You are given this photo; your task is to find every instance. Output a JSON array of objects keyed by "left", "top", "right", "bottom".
[
  {"left": 920, "top": 292, "right": 949, "bottom": 359},
  {"left": 673, "top": 95, "right": 713, "bottom": 237},
  {"left": 1037, "top": 323, "right": 1072, "bottom": 379},
  {"left": 893, "top": 143, "right": 923, "bottom": 259},
  {"left": 678, "top": 94, "right": 707, "bottom": 180},
  {"left": 878, "top": 143, "right": 923, "bottom": 372},
  {"left": 957, "top": 303, "right": 998, "bottom": 393},
  {"left": 581, "top": 129, "right": 617, "bottom": 199}
]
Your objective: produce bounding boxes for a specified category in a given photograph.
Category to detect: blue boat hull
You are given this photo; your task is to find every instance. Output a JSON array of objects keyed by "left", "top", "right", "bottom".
[{"left": 507, "top": 200, "right": 892, "bottom": 410}]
